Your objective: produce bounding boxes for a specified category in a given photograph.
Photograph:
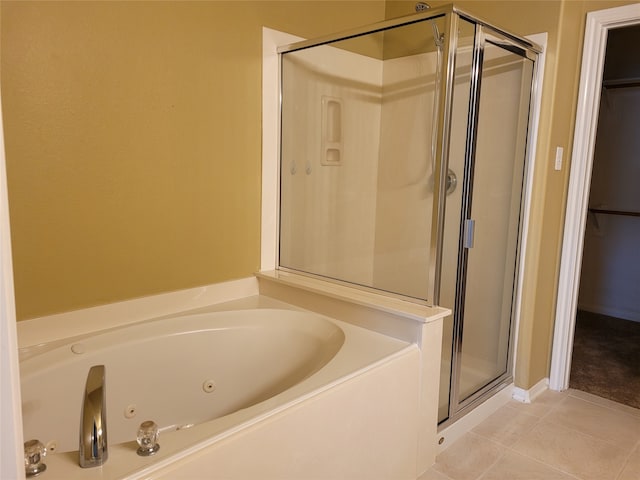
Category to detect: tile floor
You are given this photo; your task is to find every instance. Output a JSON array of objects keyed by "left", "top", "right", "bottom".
[{"left": 419, "top": 389, "right": 640, "bottom": 480}]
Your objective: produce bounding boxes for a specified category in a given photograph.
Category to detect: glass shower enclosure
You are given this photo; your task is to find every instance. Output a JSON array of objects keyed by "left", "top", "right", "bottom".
[{"left": 277, "top": 4, "right": 541, "bottom": 426}]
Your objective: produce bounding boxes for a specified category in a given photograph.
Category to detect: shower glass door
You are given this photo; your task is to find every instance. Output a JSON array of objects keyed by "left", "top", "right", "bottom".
[
  {"left": 459, "top": 34, "right": 534, "bottom": 402},
  {"left": 439, "top": 26, "right": 536, "bottom": 423}
]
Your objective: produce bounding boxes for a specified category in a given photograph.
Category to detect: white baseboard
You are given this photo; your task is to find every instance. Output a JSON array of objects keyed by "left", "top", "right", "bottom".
[
  {"left": 512, "top": 377, "right": 549, "bottom": 403},
  {"left": 17, "top": 277, "right": 259, "bottom": 349}
]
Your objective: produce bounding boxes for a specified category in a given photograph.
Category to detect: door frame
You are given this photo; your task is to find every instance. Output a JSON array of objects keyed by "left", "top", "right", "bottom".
[
  {"left": 0, "top": 95, "right": 24, "bottom": 476},
  {"left": 549, "top": 3, "right": 640, "bottom": 391}
]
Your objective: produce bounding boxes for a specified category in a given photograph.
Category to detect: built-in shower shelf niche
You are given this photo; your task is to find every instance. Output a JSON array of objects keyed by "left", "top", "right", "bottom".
[{"left": 321, "top": 95, "right": 343, "bottom": 166}]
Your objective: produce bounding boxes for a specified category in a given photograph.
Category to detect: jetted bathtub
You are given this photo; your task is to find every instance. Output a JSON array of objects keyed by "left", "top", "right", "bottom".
[{"left": 19, "top": 306, "right": 420, "bottom": 479}]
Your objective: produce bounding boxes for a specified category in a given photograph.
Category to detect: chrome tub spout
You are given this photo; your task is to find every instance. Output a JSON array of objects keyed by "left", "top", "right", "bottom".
[{"left": 79, "top": 365, "right": 108, "bottom": 467}]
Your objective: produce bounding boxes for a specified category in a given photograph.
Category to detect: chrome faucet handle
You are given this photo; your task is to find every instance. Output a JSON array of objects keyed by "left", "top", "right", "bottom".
[
  {"left": 136, "top": 420, "right": 160, "bottom": 456},
  {"left": 24, "top": 439, "right": 47, "bottom": 477}
]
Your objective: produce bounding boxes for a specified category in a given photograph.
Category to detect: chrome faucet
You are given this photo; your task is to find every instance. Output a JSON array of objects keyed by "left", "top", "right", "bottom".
[{"left": 79, "top": 365, "right": 108, "bottom": 467}]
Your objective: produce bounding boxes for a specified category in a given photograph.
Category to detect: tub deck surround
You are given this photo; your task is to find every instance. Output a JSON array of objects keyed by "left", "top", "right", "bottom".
[
  {"left": 37, "top": 345, "right": 421, "bottom": 480},
  {"left": 17, "top": 276, "right": 261, "bottom": 352},
  {"left": 18, "top": 277, "right": 449, "bottom": 478},
  {"left": 18, "top": 299, "right": 423, "bottom": 479},
  {"left": 154, "top": 347, "right": 421, "bottom": 480},
  {"left": 256, "top": 270, "right": 450, "bottom": 476},
  {"left": 257, "top": 270, "right": 450, "bottom": 343}
]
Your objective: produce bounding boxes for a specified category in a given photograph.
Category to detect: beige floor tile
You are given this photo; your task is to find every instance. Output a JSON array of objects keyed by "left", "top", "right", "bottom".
[
  {"left": 617, "top": 444, "right": 640, "bottom": 480},
  {"left": 506, "top": 389, "right": 568, "bottom": 418},
  {"left": 471, "top": 404, "right": 540, "bottom": 446},
  {"left": 481, "top": 450, "right": 577, "bottom": 480},
  {"left": 544, "top": 395, "right": 640, "bottom": 451},
  {"left": 417, "top": 467, "right": 453, "bottom": 480},
  {"left": 568, "top": 389, "right": 640, "bottom": 419},
  {"left": 432, "top": 432, "right": 503, "bottom": 480},
  {"left": 512, "top": 421, "right": 627, "bottom": 480}
]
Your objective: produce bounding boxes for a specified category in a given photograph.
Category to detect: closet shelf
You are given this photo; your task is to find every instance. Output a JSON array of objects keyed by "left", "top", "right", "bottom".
[
  {"left": 602, "top": 77, "right": 640, "bottom": 89},
  {"left": 589, "top": 208, "right": 640, "bottom": 217}
]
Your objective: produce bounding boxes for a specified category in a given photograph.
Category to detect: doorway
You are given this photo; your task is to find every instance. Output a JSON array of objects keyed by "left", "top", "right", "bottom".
[
  {"left": 569, "top": 23, "right": 640, "bottom": 408},
  {"left": 550, "top": 4, "right": 640, "bottom": 393}
]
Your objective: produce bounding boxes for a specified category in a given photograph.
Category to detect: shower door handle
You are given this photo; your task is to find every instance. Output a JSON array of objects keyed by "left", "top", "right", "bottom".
[{"left": 463, "top": 219, "right": 475, "bottom": 249}]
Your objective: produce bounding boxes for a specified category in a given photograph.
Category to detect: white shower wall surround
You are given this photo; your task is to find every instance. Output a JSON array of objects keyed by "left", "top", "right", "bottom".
[
  {"left": 280, "top": 43, "right": 382, "bottom": 287},
  {"left": 280, "top": 43, "right": 439, "bottom": 299},
  {"left": 375, "top": 52, "right": 439, "bottom": 299}
]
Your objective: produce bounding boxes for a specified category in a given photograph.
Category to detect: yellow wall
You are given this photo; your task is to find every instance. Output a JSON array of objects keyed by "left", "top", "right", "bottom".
[{"left": 0, "top": 1, "right": 385, "bottom": 320}]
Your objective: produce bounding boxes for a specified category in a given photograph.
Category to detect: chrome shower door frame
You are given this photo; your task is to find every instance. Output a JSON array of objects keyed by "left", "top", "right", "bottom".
[{"left": 442, "top": 15, "right": 541, "bottom": 427}]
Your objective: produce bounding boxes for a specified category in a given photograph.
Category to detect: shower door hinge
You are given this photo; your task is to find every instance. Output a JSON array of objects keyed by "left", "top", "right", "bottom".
[{"left": 463, "top": 219, "right": 475, "bottom": 249}]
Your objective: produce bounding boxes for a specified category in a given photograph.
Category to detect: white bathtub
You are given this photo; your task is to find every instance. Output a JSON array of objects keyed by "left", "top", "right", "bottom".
[{"left": 19, "top": 305, "right": 421, "bottom": 479}]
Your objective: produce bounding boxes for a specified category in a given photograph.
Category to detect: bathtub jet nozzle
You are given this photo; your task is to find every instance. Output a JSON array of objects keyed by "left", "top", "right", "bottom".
[{"left": 79, "top": 365, "right": 108, "bottom": 468}]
